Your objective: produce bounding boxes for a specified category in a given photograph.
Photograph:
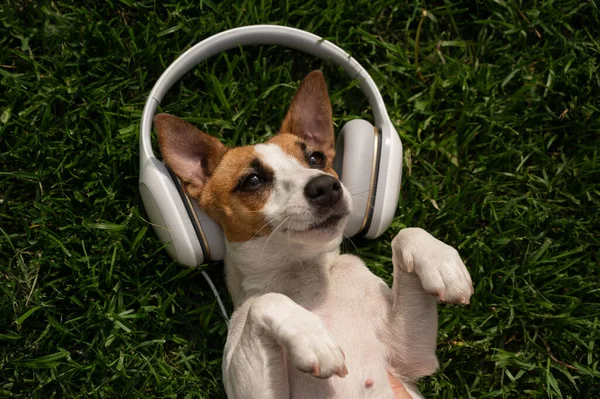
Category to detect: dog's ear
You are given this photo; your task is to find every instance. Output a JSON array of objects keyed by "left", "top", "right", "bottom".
[
  {"left": 280, "top": 70, "right": 335, "bottom": 160},
  {"left": 155, "top": 113, "right": 227, "bottom": 199}
]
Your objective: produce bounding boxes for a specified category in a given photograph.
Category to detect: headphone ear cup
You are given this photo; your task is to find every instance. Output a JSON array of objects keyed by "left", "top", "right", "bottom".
[
  {"left": 187, "top": 194, "right": 226, "bottom": 261},
  {"left": 139, "top": 158, "right": 224, "bottom": 266},
  {"left": 363, "top": 122, "right": 403, "bottom": 239},
  {"left": 333, "top": 119, "right": 380, "bottom": 237}
]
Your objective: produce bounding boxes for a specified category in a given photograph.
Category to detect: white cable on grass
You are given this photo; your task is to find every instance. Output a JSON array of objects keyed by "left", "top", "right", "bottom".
[{"left": 201, "top": 270, "right": 229, "bottom": 322}]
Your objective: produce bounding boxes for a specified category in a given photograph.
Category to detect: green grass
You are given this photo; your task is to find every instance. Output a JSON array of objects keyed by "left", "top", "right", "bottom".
[{"left": 1, "top": 0, "right": 599, "bottom": 397}]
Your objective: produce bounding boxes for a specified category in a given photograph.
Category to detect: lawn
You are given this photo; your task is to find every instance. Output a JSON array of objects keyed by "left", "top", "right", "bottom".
[{"left": 1, "top": 0, "right": 599, "bottom": 397}]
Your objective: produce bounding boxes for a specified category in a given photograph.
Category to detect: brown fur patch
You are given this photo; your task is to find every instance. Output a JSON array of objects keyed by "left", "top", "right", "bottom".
[{"left": 199, "top": 146, "right": 273, "bottom": 243}]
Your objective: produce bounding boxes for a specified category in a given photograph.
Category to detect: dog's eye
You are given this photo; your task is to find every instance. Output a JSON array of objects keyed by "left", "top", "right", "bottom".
[
  {"left": 308, "top": 151, "right": 326, "bottom": 169},
  {"left": 237, "top": 173, "right": 264, "bottom": 192}
]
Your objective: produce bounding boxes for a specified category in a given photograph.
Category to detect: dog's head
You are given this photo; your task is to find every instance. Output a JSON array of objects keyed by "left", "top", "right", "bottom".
[{"left": 156, "top": 71, "right": 351, "bottom": 252}]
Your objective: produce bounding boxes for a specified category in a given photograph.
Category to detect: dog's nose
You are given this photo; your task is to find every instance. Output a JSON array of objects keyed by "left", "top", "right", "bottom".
[{"left": 304, "top": 175, "right": 342, "bottom": 207}]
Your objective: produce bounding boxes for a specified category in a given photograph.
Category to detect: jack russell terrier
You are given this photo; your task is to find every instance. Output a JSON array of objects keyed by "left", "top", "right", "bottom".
[{"left": 155, "top": 71, "right": 474, "bottom": 398}]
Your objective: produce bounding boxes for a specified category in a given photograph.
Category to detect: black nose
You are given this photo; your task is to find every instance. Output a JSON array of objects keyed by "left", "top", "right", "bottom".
[{"left": 304, "top": 175, "right": 342, "bottom": 207}]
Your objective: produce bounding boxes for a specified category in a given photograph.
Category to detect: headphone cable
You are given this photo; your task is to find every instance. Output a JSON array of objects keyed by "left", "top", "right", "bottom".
[{"left": 201, "top": 270, "right": 230, "bottom": 323}]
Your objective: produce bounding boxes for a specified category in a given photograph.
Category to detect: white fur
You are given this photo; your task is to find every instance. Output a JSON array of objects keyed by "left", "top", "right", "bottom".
[
  {"left": 221, "top": 145, "right": 473, "bottom": 398},
  {"left": 255, "top": 143, "right": 352, "bottom": 234}
]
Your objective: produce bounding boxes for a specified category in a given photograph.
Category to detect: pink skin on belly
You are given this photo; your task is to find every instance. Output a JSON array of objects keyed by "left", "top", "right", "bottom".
[{"left": 388, "top": 373, "right": 412, "bottom": 398}]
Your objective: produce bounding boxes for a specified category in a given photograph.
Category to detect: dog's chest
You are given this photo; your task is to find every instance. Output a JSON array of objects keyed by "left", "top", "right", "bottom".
[{"left": 287, "top": 254, "right": 396, "bottom": 398}]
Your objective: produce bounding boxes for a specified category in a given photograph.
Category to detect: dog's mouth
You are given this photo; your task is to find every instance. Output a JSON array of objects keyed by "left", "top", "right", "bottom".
[
  {"left": 308, "top": 213, "right": 345, "bottom": 231},
  {"left": 283, "top": 210, "right": 349, "bottom": 235}
]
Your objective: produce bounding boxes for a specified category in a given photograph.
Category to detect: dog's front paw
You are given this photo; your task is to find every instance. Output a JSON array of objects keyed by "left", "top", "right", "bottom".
[
  {"left": 415, "top": 246, "right": 473, "bottom": 305},
  {"left": 277, "top": 311, "right": 347, "bottom": 379},
  {"left": 392, "top": 228, "right": 474, "bottom": 304}
]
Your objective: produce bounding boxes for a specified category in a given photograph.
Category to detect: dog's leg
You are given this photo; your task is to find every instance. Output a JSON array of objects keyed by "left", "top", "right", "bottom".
[
  {"left": 385, "top": 228, "right": 473, "bottom": 380},
  {"left": 223, "top": 293, "right": 347, "bottom": 399}
]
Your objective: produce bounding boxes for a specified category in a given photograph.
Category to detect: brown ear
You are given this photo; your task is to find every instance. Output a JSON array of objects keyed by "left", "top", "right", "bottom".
[
  {"left": 280, "top": 71, "right": 335, "bottom": 160},
  {"left": 155, "top": 113, "right": 227, "bottom": 199}
]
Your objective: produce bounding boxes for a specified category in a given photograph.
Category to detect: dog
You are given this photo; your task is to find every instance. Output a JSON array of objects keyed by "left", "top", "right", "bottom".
[{"left": 155, "top": 71, "right": 473, "bottom": 398}]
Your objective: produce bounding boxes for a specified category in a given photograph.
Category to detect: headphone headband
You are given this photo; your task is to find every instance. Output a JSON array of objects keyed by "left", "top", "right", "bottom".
[{"left": 139, "top": 24, "right": 392, "bottom": 166}]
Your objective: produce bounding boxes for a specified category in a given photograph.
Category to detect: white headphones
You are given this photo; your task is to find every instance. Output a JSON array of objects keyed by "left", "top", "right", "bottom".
[{"left": 139, "top": 25, "right": 403, "bottom": 268}]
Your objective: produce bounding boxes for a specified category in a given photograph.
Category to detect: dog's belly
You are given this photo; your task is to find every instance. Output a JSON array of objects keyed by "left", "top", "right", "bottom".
[
  {"left": 288, "top": 254, "right": 395, "bottom": 398},
  {"left": 288, "top": 333, "right": 393, "bottom": 399}
]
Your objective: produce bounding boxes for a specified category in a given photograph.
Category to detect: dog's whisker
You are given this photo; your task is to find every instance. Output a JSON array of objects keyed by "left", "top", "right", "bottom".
[
  {"left": 286, "top": 225, "right": 292, "bottom": 250},
  {"left": 243, "top": 216, "right": 288, "bottom": 253},
  {"left": 341, "top": 182, "right": 371, "bottom": 191},
  {"left": 349, "top": 189, "right": 372, "bottom": 197},
  {"left": 258, "top": 216, "right": 290, "bottom": 264},
  {"left": 228, "top": 215, "right": 286, "bottom": 254}
]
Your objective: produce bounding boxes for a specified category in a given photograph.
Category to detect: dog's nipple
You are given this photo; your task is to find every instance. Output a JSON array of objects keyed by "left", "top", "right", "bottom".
[{"left": 365, "top": 378, "right": 374, "bottom": 388}]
